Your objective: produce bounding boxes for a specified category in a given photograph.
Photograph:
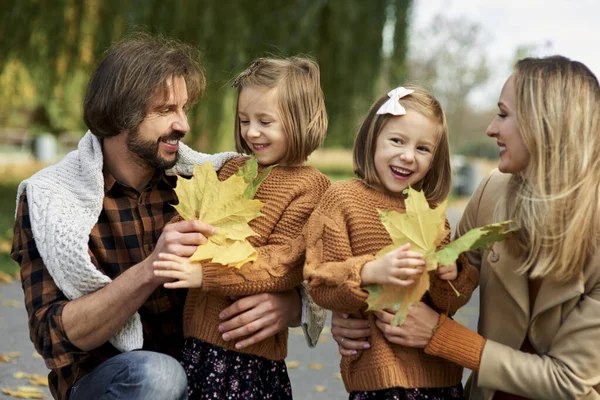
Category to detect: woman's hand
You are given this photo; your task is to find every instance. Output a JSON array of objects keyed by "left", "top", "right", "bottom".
[
  {"left": 374, "top": 302, "right": 440, "bottom": 348},
  {"left": 360, "top": 243, "right": 425, "bottom": 286},
  {"left": 331, "top": 312, "right": 372, "bottom": 356},
  {"left": 217, "top": 289, "right": 301, "bottom": 349}
]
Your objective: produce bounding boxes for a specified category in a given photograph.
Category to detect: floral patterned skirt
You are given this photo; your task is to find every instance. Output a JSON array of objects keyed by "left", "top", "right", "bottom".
[
  {"left": 350, "top": 383, "right": 464, "bottom": 400},
  {"left": 180, "top": 337, "right": 293, "bottom": 400}
]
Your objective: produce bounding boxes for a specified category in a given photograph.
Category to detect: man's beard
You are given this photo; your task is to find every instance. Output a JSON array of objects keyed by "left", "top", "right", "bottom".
[{"left": 126, "top": 128, "right": 184, "bottom": 170}]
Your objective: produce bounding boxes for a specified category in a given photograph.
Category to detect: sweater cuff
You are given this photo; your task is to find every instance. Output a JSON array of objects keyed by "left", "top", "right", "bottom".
[
  {"left": 201, "top": 264, "right": 223, "bottom": 292},
  {"left": 424, "top": 314, "right": 485, "bottom": 372}
]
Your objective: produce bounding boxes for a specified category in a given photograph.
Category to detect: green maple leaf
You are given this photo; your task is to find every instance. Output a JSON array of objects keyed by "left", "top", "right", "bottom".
[
  {"left": 235, "top": 157, "right": 276, "bottom": 199},
  {"left": 432, "top": 221, "right": 518, "bottom": 267},
  {"left": 365, "top": 186, "right": 517, "bottom": 326}
]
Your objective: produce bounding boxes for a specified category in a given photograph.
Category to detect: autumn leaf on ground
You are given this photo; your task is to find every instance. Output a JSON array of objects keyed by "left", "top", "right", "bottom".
[
  {"left": 173, "top": 158, "right": 269, "bottom": 268},
  {"left": 2, "top": 300, "right": 22, "bottom": 308},
  {"left": 14, "top": 372, "right": 48, "bottom": 387},
  {"left": 365, "top": 186, "right": 516, "bottom": 326},
  {"left": 2, "top": 386, "right": 44, "bottom": 399},
  {"left": 0, "top": 270, "right": 14, "bottom": 283}
]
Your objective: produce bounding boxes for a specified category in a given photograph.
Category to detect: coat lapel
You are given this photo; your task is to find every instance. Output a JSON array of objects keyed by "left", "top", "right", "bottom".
[{"left": 532, "top": 272, "right": 584, "bottom": 320}]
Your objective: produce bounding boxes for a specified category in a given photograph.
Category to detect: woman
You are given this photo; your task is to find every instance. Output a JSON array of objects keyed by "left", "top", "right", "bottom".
[{"left": 331, "top": 55, "right": 600, "bottom": 399}]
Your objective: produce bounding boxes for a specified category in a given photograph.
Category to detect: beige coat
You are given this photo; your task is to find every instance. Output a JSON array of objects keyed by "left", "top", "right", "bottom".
[{"left": 459, "top": 170, "right": 600, "bottom": 400}]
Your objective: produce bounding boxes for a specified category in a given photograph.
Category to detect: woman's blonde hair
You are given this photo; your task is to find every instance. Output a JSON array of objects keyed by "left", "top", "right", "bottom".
[
  {"left": 232, "top": 56, "right": 328, "bottom": 165},
  {"left": 353, "top": 87, "right": 451, "bottom": 205},
  {"left": 502, "top": 55, "right": 600, "bottom": 280}
]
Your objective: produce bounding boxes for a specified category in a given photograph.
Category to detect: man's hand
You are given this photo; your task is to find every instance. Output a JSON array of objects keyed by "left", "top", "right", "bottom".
[
  {"left": 374, "top": 302, "right": 439, "bottom": 348},
  {"left": 331, "top": 312, "right": 371, "bottom": 356},
  {"left": 146, "top": 220, "right": 214, "bottom": 284},
  {"left": 217, "top": 290, "right": 301, "bottom": 349}
]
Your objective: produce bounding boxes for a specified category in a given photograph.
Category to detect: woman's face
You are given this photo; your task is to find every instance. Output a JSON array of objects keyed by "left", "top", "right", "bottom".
[{"left": 486, "top": 74, "right": 530, "bottom": 174}]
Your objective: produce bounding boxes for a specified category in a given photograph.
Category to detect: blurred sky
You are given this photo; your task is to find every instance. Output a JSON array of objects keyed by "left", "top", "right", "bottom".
[{"left": 410, "top": 0, "right": 599, "bottom": 106}]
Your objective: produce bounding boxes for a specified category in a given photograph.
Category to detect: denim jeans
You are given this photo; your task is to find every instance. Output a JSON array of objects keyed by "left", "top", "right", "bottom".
[{"left": 68, "top": 350, "right": 188, "bottom": 400}]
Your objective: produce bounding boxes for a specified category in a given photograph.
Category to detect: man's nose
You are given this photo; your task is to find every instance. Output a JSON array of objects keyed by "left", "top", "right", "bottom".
[{"left": 173, "top": 112, "right": 190, "bottom": 133}]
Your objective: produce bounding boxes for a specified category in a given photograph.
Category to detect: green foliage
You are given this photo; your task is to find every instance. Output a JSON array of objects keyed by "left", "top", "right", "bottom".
[
  {"left": 0, "top": 182, "right": 19, "bottom": 274},
  {"left": 1, "top": 0, "right": 412, "bottom": 150}
]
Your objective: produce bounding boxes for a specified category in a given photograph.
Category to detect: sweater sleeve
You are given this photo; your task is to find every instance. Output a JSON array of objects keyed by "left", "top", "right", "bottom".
[
  {"left": 201, "top": 173, "right": 330, "bottom": 297},
  {"left": 424, "top": 314, "right": 486, "bottom": 372},
  {"left": 11, "top": 191, "right": 87, "bottom": 369},
  {"left": 427, "top": 219, "right": 480, "bottom": 315},
  {"left": 304, "top": 204, "right": 373, "bottom": 314}
]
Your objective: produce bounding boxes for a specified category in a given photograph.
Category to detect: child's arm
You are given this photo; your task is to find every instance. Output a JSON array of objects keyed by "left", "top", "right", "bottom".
[
  {"left": 426, "top": 220, "right": 479, "bottom": 314},
  {"left": 304, "top": 207, "right": 373, "bottom": 314},
  {"left": 200, "top": 172, "right": 331, "bottom": 297},
  {"left": 153, "top": 253, "right": 203, "bottom": 288}
]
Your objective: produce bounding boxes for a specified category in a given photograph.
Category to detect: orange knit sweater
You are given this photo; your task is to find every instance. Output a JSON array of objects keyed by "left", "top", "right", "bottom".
[
  {"left": 304, "top": 179, "right": 479, "bottom": 392},
  {"left": 183, "top": 157, "right": 330, "bottom": 361}
]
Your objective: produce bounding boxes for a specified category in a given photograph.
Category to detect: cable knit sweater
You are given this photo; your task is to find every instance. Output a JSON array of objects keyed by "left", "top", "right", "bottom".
[
  {"left": 304, "top": 179, "right": 479, "bottom": 392},
  {"left": 183, "top": 156, "right": 331, "bottom": 360},
  {"left": 15, "top": 131, "right": 238, "bottom": 352}
]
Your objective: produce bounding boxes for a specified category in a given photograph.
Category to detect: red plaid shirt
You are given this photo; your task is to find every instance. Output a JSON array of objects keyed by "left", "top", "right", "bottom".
[{"left": 11, "top": 171, "right": 186, "bottom": 399}]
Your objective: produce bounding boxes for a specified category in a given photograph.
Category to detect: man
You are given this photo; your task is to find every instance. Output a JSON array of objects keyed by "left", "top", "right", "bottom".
[{"left": 11, "top": 34, "right": 323, "bottom": 400}]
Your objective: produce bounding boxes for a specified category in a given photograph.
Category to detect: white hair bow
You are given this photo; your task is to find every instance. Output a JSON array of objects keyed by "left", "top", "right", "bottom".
[{"left": 376, "top": 87, "right": 414, "bottom": 115}]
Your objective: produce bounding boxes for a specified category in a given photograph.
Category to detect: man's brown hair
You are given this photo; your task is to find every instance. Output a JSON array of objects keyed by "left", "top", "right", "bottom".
[{"left": 84, "top": 32, "right": 204, "bottom": 139}]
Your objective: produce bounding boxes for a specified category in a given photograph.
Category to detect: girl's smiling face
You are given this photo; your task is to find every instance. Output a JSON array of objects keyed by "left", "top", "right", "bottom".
[
  {"left": 238, "top": 86, "right": 288, "bottom": 166},
  {"left": 373, "top": 110, "right": 438, "bottom": 195}
]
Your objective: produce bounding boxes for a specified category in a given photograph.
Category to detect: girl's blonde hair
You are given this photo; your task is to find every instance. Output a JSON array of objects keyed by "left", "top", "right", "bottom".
[
  {"left": 353, "top": 87, "right": 451, "bottom": 205},
  {"left": 232, "top": 56, "right": 328, "bottom": 165},
  {"left": 501, "top": 55, "right": 600, "bottom": 280}
]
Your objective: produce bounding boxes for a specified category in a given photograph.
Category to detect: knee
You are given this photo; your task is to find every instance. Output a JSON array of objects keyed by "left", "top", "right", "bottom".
[
  {"left": 120, "top": 351, "right": 187, "bottom": 399},
  {"left": 139, "top": 352, "right": 187, "bottom": 399}
]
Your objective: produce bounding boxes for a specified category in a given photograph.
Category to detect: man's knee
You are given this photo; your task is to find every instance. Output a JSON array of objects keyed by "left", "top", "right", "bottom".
[
  {"left": 138, "top": 352, "right": 187, "bottom": 398},
  {"left": 70, "top": 351, "right": 187, "bottom": 400}
]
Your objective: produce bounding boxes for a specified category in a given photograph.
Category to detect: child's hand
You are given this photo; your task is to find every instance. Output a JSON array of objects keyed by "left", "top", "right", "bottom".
[
  {"left": 436, "top": 262, "right": 457, "bottom": 281},
  {"left": 360, "top": 243, "right": 424, "bottom": 287},
  {"left": 153, "top": 253, "right": 203, "bottom": 289}
]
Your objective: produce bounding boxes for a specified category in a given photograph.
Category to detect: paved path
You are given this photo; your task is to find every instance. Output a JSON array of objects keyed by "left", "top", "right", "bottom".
[{"left": 0, "top": 206, "right": 477, "bottom": 399}]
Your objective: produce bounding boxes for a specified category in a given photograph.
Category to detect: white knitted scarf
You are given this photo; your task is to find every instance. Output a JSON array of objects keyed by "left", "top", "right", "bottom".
[{"left": 16, "top": 131, "right": 238, "bottom": 352}]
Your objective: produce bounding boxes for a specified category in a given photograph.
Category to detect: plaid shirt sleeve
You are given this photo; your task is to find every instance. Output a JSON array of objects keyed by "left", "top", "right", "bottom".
[{"left": 11, "top": 191, "right": 87, "bottom": 369}]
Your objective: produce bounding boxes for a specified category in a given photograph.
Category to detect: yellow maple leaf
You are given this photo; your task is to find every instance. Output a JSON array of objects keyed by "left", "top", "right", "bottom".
[
  {"left": 173, "top": 159, "right": 266, "bottom": 268},
  {"left": 366, "top": 186, "right": 515, "bottom": 326}
]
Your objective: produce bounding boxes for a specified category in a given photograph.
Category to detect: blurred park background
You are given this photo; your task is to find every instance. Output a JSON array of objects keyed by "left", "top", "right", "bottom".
[
  {"left": 2, "top": 1, "right": 600, "bottom": 397},
  {"left": 1, "top": 0, "right": 598, "bottom": 281},
  {"left": 0, "top": 0, "right": 512, "bottom": 277}
]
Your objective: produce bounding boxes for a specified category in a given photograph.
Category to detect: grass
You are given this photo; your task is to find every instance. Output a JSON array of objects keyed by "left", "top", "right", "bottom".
[
  {"left": 0, "top": 182, "right": 20, "bottom": 275},
  {"left": 0, "top": 162, "right": 45, "bottom": 276}
]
